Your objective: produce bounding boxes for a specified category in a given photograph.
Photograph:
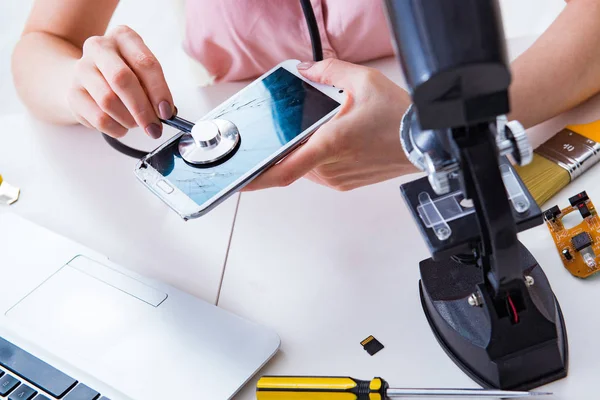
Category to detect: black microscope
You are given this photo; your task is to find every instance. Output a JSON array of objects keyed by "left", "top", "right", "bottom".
[{"left": 384, "top": 0, "right": 568, "bottom": 390}]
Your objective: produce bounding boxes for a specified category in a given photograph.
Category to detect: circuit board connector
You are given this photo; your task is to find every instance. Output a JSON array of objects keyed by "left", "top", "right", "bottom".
[{"left": 545, "top": 191, "right": 599, "bottom": 278}]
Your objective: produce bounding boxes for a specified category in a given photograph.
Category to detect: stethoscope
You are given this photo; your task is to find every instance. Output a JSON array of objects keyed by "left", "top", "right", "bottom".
[
  {"left": 102, "top": 0, "right": 322, "bottom": 166},
  {"left": 160, "top": 115, "right": 241, "bottom": 165}
]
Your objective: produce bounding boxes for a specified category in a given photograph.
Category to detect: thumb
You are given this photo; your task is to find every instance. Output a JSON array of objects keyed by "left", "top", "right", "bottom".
[
  {"left": 297, "top": 58, "right": 365, "bottom": 89},
  {"left": 242, "top": 138, "right": 328, "bottom": 191}
]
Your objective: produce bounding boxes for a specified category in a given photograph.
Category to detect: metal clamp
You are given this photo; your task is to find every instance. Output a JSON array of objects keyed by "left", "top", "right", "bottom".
[
  {"left": 399, "top": 105, "right": 459, "bottom": 195},
  {"left": 535, "top": 128, "right": 600, "bottom": 180},
  {"left": 400, "top": 104, "right": 425, "bottom": 170},
  {"left": 400, "top": 107, "right": 533, "bottom": 197}
]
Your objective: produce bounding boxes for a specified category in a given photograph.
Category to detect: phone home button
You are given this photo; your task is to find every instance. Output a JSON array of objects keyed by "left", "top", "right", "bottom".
[{"left": 156, "top": 179, "right": 174, "bottom": 194}]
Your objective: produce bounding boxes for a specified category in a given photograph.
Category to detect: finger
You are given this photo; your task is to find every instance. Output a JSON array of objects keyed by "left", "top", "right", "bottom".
[
  {"left": 242, "top": 139, "right": 328, "bottom": 191},
  {"left": 84, "top": 35, "right": 162, "bottom": 139},
  {"left": 69, "top": 88, "right": 128, "bottom": 138},
  {"left": 77, "top": 62, "right": 137, "bottom": 129},
  {"left": 296, "top": 58, "right": 372, "bottom": 89},
  {"left": 110, "top": 26, "right": 175, "bottom": 119},
  {"left": 74, "top": 114, "right": 94, "bottom": 130}
]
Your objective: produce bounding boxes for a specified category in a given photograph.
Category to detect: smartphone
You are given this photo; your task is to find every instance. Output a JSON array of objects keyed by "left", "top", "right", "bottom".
[{"left": 135, "top": 60, "right": 344, "bottom": 219}]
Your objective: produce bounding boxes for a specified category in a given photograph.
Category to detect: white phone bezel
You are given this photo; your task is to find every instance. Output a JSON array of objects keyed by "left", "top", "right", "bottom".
[{"left": 134, "top": 59, "right": 345, "bottom": 219}]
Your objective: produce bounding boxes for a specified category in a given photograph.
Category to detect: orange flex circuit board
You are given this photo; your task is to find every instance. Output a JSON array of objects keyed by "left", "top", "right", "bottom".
[{"left": 544, "top": 191, "right": 600, "bottom": 278}]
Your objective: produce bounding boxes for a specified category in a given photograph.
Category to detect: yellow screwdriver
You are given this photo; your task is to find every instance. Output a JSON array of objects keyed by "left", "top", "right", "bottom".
[{"left": 256, "top": 376, "right": 551, "bottom": 399}]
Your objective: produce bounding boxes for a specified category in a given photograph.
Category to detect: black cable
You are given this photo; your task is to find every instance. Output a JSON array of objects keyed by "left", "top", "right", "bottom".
[
  {"left": 103, "top": 0, "right": 323, "bottom": 158},
  {"left": 299, "top": 0, "right": 323, "bottom": 62},
  {"left": 102, "top": 133, "right": 148, "bottom": 159}
]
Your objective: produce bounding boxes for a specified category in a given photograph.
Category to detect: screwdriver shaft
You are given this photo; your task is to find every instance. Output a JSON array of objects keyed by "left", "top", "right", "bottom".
[
  {"left": 386, "top": 388, "right": 551, "bottom": 398},
  {"left": 255, "top": 376, "right": 551, "bottom": 399}
]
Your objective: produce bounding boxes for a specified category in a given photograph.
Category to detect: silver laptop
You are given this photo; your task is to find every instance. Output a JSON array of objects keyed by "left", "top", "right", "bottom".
[{"left": 0, "top": 213, "right": 279, "bottom": 400}]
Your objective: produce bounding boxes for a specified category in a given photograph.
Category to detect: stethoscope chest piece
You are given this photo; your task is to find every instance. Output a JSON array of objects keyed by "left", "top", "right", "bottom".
[{"left": 178, "top": 119, "right": 240, "bottom": 165}]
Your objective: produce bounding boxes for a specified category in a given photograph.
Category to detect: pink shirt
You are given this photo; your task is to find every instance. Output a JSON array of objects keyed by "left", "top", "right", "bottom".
[{"left": 184, "top": 0, "right": 394, "bottom": 82}]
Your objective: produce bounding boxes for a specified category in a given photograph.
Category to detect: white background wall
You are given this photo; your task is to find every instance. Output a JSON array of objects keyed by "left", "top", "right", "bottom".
[{"left": 0, "top": 0, "right": 566, "bottom": 118}]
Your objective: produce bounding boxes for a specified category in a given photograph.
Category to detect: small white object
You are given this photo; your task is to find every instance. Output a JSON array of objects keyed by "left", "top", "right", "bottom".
[
  {"left": 0, "top": 180, "right": 20, "bottom": 205},
  {"left": 525, "top": 275, "right": 535, "bottom": 287},
  {"left": 468, "top": 293, "right": 483, "bottom": 307},
  {"left": 583, "top": 251, "right": 597, "bottom": 269}
]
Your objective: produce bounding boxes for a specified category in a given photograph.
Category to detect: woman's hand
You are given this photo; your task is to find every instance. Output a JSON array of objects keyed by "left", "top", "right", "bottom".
[
  {"left": 244, "top": 59, "right": 417, "bottom": 192},
  {"left": 67, "top": 25, "right": 174, "bottom": 138}
]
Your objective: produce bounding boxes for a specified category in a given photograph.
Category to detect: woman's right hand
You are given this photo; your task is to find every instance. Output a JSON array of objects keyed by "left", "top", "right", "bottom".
[{"left": 67, "top": 25, "right": 174, "bottom": 139}]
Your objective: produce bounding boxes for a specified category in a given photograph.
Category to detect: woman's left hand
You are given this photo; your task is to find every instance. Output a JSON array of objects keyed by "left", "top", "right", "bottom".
[{"left": 243, "top": 58, "right": 417, "bottom": 192}]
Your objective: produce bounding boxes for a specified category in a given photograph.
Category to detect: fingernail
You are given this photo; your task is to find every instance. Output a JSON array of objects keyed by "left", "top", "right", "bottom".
[
  {"left": 297, "top": 61, "right": 315, "bottom": 70},
  {"left": 158, "top": 101, "right": 173, "bottom": 119},
  {"left": 146, "top": 123, "right": 162, "bottom": 139}
]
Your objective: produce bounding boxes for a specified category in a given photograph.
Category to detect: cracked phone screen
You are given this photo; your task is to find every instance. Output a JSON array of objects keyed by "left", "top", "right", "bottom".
[{"left": 146, "top": 67, "right": 340, "bottom": 207}]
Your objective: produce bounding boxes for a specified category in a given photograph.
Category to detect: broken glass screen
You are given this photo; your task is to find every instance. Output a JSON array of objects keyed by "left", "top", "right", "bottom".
[{"left": 146, "top": 67, "right": 340, "bottom": 207}]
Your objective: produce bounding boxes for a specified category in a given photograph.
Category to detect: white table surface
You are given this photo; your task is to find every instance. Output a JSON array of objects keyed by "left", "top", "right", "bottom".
[
  {"left": 224, "top": 177, "right": 600, "bottom": 400},
  {"left": 3, "top": 32, "right": 600, "bottom": 399},
  {"left": 0, "top": 112, "right": 238, "bottom": 304},
  {"left": 220, "top": 51, "right": 600, "bottom": 400}
]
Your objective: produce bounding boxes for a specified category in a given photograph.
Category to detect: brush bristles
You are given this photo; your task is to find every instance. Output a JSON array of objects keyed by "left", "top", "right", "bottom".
[{"left": 515, "top": 153, "right": 571, "bottom": 206}]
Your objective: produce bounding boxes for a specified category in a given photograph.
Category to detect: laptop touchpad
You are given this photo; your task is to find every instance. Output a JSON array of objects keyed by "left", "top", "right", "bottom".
[{"left": 5, "top": 256, "right": 167, "bottom": 353}]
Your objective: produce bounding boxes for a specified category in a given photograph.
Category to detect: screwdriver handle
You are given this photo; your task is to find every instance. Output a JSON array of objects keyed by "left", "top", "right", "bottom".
[
  {"left": 256, "top": 376, "right": 389, "bottom": 400},
  {"left": 567, "top": 120, "right": 600, "bottom": 142}
]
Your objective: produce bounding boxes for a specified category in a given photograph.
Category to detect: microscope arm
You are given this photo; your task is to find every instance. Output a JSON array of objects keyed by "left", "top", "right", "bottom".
[
  {"left": 384, "top": 1, "right": 569, "bottom": 389},
  {"left": 384, "top": 0, "right": 523, "bottom": 295}
]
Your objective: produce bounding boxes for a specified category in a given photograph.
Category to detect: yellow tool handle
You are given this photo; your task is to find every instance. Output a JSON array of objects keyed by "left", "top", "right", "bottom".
[
  {"left": 256, "top": 376, "right": 388, "bottom": 400},
  {"left": 567, "top": 120, "right": 600, "bottom": 142}
]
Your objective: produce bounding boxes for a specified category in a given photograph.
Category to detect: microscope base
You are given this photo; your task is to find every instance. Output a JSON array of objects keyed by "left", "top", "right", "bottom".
[{"left": 419, "top": 242, "right": 568, "bottom": 391}]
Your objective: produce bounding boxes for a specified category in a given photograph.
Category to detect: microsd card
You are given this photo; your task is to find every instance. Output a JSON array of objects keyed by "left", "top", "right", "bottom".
[{"left": 361, "top": 336, "right": 384, "bottom": 356}]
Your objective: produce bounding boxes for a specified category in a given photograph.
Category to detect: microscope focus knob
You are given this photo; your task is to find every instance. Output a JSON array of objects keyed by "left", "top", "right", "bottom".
[
  {"left": 496, "top": 119, "right": 532, "bottom": 167},
  {"left": 505, "top": 120, "right": 533, "bottom": 166}
]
